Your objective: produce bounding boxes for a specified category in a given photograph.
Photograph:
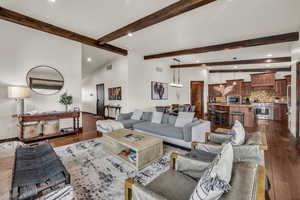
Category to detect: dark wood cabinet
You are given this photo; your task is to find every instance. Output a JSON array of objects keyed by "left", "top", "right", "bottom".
[
  {"left": 251, "top": 72, "right": 276, "bottom": 87},
  {"left": 285, "top": 75, "right": 291, "bottom": 85},
  {"left": 274, "top": 104, "right": 288, "bottom": 121},
  {"left": 242, "top": 82, "right": 252, "bottom": 96},
  {"left": 226, "top": 80, "right": 243, "bottom": 96},
  {"left": 275, "top": 79, "right": 287, "bottom": 97}
]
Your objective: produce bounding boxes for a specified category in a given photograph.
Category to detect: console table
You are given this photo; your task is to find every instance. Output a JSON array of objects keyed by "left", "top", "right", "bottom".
[{"left": 17, "top": 112, "right": 80, "bottom": 142}]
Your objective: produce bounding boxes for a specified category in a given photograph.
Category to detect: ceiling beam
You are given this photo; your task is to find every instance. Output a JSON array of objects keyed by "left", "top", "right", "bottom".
[
  {"left": 170, "top": 57, "right": 291, "bottom": 68},
  {"left": 97, "top": 0, "right": 216, "bottom": 44},
  {"left": 145, "top": 32, "right": 299, "bottom": 60},
  {"left": 209, "top": 67, "right": 291, "bottom": 73},
  {"left": 0, "top": 7, "right": 127, "bottom": 56}
]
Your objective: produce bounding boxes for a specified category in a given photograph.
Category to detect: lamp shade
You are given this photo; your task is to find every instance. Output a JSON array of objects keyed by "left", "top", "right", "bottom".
[{"left": 8, "top": 86, "right": 31, "bottom": 99}]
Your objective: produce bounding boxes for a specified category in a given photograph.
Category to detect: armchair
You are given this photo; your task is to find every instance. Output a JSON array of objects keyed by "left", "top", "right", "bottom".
[{"left": 125, "top": 152, "right": 265, "bottom": 200}]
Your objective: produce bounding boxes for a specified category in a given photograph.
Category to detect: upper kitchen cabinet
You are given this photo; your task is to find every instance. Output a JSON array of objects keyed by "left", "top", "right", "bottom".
[
  {"left": 226, "top": 80, "right": 243, "bottom": 96},
  {"left": 250, "top": 72, "right": 276, "bottom": 87},
  {"left": 285, "top": 75, "right": 291, "bottom": 85},
  {"left": 275, "top": 79, "right": 287, "bottom": 97},
  {"left": 242, "top": 82, "right": 252, "bottom": 96}
]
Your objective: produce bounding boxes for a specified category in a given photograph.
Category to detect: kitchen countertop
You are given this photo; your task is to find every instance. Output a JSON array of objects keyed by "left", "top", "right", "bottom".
[{"left": 208, "top": 103, "right": 253, "bottom": 107}]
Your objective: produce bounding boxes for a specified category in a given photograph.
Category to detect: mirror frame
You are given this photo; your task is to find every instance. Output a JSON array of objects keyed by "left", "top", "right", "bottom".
[{"left": 26, "top": 65, "right": 64, "bottom": 96}]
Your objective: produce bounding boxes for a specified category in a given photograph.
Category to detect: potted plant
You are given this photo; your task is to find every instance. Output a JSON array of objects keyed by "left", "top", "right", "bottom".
[{"left": 59, "top": 93, "right": 73, "bottom": 112}]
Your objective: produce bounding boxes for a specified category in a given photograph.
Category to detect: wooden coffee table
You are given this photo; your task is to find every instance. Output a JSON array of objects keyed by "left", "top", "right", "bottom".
[{"left": 103, "top": 129, "right": 163, "bottom": 169}]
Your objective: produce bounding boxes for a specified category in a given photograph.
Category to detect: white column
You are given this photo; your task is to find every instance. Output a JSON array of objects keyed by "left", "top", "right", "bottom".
[{"left": 290, "top": 37, "right": 300, "bottom": 137}]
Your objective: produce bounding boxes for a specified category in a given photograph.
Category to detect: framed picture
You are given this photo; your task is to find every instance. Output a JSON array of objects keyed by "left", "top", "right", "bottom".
[
  {"left": 151, "top": 81, "right": 168, "bottom": 100},
  {"left": 108, "top": 87, "right": 122, "bottom": 100}
]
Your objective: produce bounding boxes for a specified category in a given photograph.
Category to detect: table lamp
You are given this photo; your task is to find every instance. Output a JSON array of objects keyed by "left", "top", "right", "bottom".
[{"left": 8, "top": 86, "right": 32, "bottom": 115}]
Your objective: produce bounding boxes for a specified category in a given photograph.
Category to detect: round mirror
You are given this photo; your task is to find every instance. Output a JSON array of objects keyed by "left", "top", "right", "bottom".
[{"left": 26, "top": 66, "right": 64, "bottom": 95}]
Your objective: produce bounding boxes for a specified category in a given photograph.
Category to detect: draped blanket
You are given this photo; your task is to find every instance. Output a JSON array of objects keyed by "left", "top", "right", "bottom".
[{"left": 96, "top": 120, "right": 124, "bottom": 133}]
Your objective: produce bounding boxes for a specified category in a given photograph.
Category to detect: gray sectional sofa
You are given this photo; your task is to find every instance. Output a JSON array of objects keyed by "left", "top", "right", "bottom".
[{"left": 116, "top": 112, "right": 210, "bottom": 148}]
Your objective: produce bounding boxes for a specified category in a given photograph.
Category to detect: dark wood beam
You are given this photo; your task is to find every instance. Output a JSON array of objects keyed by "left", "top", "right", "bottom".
[
  {"left": 97, "top": 0, "right": 216, "bottom": 44},
  {"left": 209, "top": 67, "right": 291, "bottom": 73},
  {"left": 170, "top": 57, "right": 291, "bottom": 68},
  {"left": 145, "top": 32, "right": 299, "bottom": 59},
  {"left": 0, "top": 7, "right": 127, "bottom": 56}
]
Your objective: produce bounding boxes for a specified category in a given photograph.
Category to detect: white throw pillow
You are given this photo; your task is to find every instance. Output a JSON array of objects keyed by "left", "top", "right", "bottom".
[
  {"left": 131, "top": 110, "right": 143, "bottom": 120},
  {"left": 151, "top": 112, "right": 163, "bottom": 124},
  {"left": 174, "top": 112, "right": 195, "bottom": 127},
  {"left": 234, "top": 120, "right": 243, "bottom": 127},
  {"left": 231, "top": 123, "right": 246, "bottom": 145},
  {"left": 190, "top": 143, "right": 233, "bottom": 200}
]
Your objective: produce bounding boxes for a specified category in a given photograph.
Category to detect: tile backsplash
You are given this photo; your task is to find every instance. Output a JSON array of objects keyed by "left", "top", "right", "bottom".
[{"left": 249, "top": 89, "right": 286, "bottom": 103}]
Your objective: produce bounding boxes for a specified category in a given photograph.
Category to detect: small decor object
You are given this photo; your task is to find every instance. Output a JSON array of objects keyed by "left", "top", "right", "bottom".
[
  {"left": 59, "top": 93, "right": 73, "bottom": 111},
  {"left": 214, "top": 85, "right": 234, "bottom": 101},
  {"left": 26, "top": 65, "right": 64, "bottom": 95},
  {"left": 108, "top": 87, "right": 122, "bottom": 100},
  {"left": 8, "top": 86, "right": 32, "bottom": 115},
  {"left": 151, "top": 81, "right": 168, "bottom": 100}
]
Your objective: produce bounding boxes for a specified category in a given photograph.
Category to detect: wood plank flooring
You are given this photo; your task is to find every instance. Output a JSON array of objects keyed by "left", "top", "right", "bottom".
[{"left": 2, "top": 113, "right": 300, "bottom": 200}]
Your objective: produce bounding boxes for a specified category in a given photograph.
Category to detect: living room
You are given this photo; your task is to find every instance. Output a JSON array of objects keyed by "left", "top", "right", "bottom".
[{"left": 0, "top": 0, "right": 300, "bottom": 200}]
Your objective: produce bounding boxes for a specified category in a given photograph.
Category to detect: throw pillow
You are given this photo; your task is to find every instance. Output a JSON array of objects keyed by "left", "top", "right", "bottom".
[
  {"left": 231, "top": 123, "right": 246, "bottom": 145},
  {"left": 174, "top": 112, "right": 195, "bottom": 127},
  {"left": 234, "top": 120, "right": 243, "bottom": 127},
  {"left": 131, "top": 110, "right": 143, "bottom": 120},
  {"left": 189, "top": 143, "right": 233, "bottom": 200},
  {"left": 151, "top": 112, "right": 163, "bottom": 124}
]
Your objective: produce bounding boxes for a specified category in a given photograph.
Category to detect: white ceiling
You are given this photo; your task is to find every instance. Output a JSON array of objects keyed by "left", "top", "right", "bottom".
[{"left": 1, "top": 0, "right": 299, "bottom": 74}]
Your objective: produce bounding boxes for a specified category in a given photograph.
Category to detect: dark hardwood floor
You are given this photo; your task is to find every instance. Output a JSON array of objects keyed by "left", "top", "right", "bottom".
[{"left": 48, "top": 113, "right": 300, "bottom": 200}]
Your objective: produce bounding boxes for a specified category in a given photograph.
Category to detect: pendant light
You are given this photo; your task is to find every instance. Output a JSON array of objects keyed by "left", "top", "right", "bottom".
[{"left": 170, "top": 58, "right": 183, "bottom": 88}]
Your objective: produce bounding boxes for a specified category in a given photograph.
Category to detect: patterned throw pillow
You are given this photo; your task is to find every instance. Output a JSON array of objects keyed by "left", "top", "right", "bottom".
[
  {"left": 189, "top": 143, "right": 233, "bottom": 200},
  {"left": 131, "top": 110, "right": 143, "bottom": 120},
  {"left": 231, "top": 121, "right": 246, "bottom": 145}
]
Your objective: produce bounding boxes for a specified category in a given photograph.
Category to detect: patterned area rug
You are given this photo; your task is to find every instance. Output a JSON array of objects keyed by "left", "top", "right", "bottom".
[{"left": 54, "top": 138, "right": 188, "bottom": 200}]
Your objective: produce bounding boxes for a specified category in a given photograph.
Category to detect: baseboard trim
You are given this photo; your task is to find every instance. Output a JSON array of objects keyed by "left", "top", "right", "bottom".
[{"left": 0, "top": 137, "right": 18, "bottom": 143}]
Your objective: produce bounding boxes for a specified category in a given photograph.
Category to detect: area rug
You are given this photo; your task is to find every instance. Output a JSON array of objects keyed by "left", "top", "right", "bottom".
[{"left": 54, "top": 138, "right": 188, "bottom": 200}]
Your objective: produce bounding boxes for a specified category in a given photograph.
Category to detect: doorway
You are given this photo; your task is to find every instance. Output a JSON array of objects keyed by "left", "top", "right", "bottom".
[
  {"left": 190, "top": 81, "right": 204, "bottom": 119},
  {"left": 96, "top": 84, "right": 105, "bottom": 116},
  {"left": 296, "top": 62, "right": 300, "bottom": 143}
]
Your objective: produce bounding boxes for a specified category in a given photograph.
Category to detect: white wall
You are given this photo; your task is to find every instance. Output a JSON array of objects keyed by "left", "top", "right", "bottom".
[
  {"left": 82, "top": 56, "right": 129, "bottom": 115},
  {"left": 0, "top": 21, "right": 82, "bottom": 140},
  {"left": 290, "top": 39, "right": 300, "bottom": 137},
  {"left": 127, "top": 52, "right": 209, "bottom": 112}
]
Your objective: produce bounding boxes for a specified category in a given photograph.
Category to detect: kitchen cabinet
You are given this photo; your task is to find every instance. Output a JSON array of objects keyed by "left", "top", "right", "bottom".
[
  {"left": 251, "top": 72, "right": 276, "bottom": 87},
  {"left": 285, "top": 75, "right": 291, "bottom": 85},
  {"left": 226, "top": 80, "right": 243, "bottom": 96},
  {"left": 275, "top": 79, "right": 287, "bottom": 97},
  {"left": 274, "top": 103, "right": 288, "bottom": 121},
  {"left": 242, "top": 82, "right": 252, "bottom": 96}
]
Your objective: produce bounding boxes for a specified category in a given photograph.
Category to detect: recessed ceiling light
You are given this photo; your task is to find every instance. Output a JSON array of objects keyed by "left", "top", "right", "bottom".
[
  {"left": 267, "top": 54, "right": 273, "bottom": 57},
  {"left": 127, "top": 32, "right": 133, "bottom": 37},
  {"left": 234, "top": 66, "right": 238, "bottom": 69},
  {"left": 49, "top": 0, "right": 56, "bottom": 2},
  {"left": 196, "top": 60, "right": 200, "bottom": 63},
  {"left": 266, "top": 59, "right": 272, "bottom": 63},
  {"left": 87, "top": 57, "right": 92, "bottom": 62}
]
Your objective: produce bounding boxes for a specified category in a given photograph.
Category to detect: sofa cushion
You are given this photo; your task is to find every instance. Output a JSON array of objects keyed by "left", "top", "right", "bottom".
[
  {"left": 161, "top": 113, "right": 169, "bottom": 124},
  {"left": 131, "top": 110, "right": 143, "bottom": 120},
  {"left": 151, "top": 112, "right": 163, "bottom": 124},
  {"left": 175, "top": 112, "right": 195, "bottom": 128},
  {"left": 146, "top": 169, "right": 197, "bottom": 200},
  {"left": 141, "top": 112, "right": 152, "bottom": 121},
  {"left": 231, "top": 124, "right": 246, "bottom": 145},
  {"left": 133, "top": 122, "right": 184, "bottom": 140},
  {"left": 119, "top": 119, "right": 144, "bottom": 129},
  {"left": 168, "top": 115, "right": 177, "bottom": 125}
]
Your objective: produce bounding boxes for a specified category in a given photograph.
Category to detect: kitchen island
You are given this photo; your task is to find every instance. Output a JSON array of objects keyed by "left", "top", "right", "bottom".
[{"left": 208, "top": 103, "right": 255, "bottom": 128}]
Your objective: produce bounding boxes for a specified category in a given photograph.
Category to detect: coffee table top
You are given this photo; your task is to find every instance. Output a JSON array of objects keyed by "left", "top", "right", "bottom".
[{"left": 104, "top": 129, "right": 162, "bottom": 151}]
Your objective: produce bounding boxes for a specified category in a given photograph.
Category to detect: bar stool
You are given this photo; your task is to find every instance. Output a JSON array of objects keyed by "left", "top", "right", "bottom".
[
  {"left": 229, "top": 112, "right": 245, "bottom": 127},
  {"left": 215, "top": 110, "right": 229, "bottom": 128}
]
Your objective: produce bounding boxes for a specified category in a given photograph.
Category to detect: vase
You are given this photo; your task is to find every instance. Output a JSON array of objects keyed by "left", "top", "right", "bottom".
[{"left": 65, "top": 105, "right": 68, "bottom": 112}]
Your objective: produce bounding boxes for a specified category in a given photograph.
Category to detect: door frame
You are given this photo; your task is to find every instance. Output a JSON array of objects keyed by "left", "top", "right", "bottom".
[
  {"left": 190, "top": 81, "right": 205, "bottom": 119},
  {"left": 96, "top": 83, "right": 105, "bottom": 116},
  {"left": 296, "top": 62, "right": 300, "bottom": 142}
]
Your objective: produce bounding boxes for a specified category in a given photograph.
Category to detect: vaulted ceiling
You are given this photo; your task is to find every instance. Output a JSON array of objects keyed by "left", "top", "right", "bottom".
[{"left": 1, "top": 0, "right": 300, "bottom": 74}]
